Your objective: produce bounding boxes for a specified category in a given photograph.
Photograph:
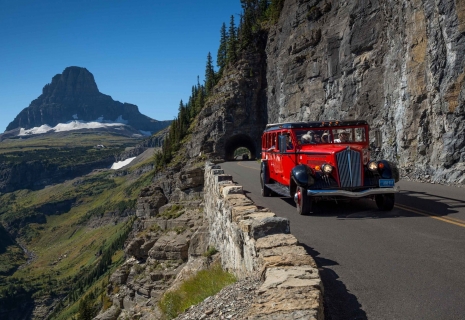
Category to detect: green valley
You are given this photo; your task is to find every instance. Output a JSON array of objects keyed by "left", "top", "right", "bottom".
[{"left": 0, "top": 132, "right": 156, "bottom": 319}]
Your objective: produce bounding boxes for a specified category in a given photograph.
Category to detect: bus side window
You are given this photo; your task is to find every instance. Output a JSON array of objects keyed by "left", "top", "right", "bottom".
[{"left": 279, "top": 135, "right": 287, "bottom": 153}]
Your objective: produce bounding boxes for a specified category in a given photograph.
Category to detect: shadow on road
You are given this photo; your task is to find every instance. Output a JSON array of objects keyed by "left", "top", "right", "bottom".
[
  {"left": 301, "top": 243, "right": 368, "bottom": 320},
  {"left": 277, "top": 190, "right": 465, "bottom": 220}
]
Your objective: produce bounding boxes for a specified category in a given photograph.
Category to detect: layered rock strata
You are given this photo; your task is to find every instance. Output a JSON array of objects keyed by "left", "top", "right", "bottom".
[
  {"left": 0, "top": 156, "right": 115, "bottom": 193},
  {"left": 266, "top": 0, "right": 465, "bottom": 184},
  {"left": 97, "top": 200, "right": 207, "bottom": 320}
]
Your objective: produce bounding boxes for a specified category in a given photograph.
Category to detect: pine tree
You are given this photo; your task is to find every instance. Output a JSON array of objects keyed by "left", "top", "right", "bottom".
[
  {"left": 266, "top": 0, "right": 285, "bottom": 22},
  {"left": 226, "top": 15, "right": 238, "bottom": 64},
  {"left": 259, "top": 0, "right": 269, "bottom": 18},
  {"left": 205, "top": 52, "right": 216, "bottom": 95},
  {"left": 78, "top": 297, "right": 93, "bottom": 320},
  {"left": 217, "top": 23, "right": 228, "bottom": 73},
  {"left": 178, "top": 100, "right": 187, "bottom": 136}
]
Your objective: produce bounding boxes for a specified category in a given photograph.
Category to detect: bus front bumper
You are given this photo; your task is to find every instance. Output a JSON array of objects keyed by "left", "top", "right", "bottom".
[{"left": 306, "top": 186, "right": 399, "bottom": 198}]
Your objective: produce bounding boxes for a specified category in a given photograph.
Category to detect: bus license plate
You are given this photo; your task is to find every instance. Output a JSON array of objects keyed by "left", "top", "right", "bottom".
[{"left": 379, "top": 179, "right": 395, "bottom": 187}]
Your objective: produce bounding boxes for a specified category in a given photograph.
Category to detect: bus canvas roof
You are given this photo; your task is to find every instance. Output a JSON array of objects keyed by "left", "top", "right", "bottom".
[{"left": 264, "top": 120, "right": 369, "bottom": 132}]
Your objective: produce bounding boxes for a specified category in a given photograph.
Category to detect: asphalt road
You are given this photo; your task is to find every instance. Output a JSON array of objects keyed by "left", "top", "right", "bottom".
[{"left": 220, "top": 160, "right": 465, "bottom": 320}]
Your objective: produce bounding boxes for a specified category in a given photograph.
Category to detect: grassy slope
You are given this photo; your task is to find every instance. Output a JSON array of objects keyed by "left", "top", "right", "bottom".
[
  {"left": 0, "top": 131, "right": 156, "bottom": 318},
  {"left": 0, "top": 131, "right": 140, "bottom": 153}
]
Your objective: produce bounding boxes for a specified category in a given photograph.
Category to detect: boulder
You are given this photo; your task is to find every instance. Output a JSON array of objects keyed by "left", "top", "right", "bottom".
[
  {"left": 149, "top": 232, "right": 190, "bottom": 261},
  {"left": 136, "top": 186, "right": 168, "bottom": 218}
]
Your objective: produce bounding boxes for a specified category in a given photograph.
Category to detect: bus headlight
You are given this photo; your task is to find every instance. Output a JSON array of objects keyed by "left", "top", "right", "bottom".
[
  {"left": 322, "top": 164, "right": 333, "bottom": 174},
  {"left": 368, "top": 161, "right": 378, "bottom": 171}
]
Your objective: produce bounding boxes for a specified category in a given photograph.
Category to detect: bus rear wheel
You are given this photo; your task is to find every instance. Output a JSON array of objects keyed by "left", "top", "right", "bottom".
[{"left": 260, "top": 171, "right": 271, "bottom": 197}]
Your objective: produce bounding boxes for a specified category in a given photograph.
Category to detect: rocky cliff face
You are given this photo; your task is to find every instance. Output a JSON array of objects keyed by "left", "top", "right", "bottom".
[
  {"left": 185, "top": 34, "right": 269, "bottom": 161},
  {"left": 115, "top": 127, "right": 169, "bottom": 162},
  {"left": 6, "top": 66, "right": 171, "bottom": 134},
  {"left": 266, "top": 0, "right": 465, "bottom": 184},
  {"left": 0, "top": 156, "right": 115, "bottom": 193}
]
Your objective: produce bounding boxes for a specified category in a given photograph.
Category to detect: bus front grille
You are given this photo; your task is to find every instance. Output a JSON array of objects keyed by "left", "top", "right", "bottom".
[{"left": 336, "top": 149, "right": 362, "bottom": 188}]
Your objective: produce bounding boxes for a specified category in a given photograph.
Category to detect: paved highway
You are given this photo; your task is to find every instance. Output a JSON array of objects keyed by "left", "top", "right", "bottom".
[{"left": 220, "top": 160, "right": 465, "bottom": 320}]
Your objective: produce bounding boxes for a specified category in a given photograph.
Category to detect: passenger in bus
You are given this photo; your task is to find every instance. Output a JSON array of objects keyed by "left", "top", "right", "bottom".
[
  {"left": 334, "top": 131, "right": 350, "bottom": 143},
  {"left": 285, "top": 134, "right": 293, "bottom": 149},
  {"left": 321, "top": 132, "right": 330, "bottom": 143},
  {"left": 301, "top": 133, "right": 312, "bottom": 144}
]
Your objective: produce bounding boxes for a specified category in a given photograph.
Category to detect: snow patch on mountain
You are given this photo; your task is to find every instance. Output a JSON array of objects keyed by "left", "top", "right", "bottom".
[
  {"left": 115, "top": 115, "right": 128, "bottom": 124},
  {"left": 111, "top": 157, "right": 136, "bottom": 170},
  {"left": 139, "top": 130, "right": 152, "bottom": 136},
  {"left": 19, "top": 120, "right": 127, "bottom": 136}
]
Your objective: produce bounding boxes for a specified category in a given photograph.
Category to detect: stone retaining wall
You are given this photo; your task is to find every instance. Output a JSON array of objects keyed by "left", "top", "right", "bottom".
[{"left": 204, "top": 162, "right": 324, "bottom": 319}]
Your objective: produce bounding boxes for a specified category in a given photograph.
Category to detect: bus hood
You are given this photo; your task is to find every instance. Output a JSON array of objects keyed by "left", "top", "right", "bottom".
[{"left": 297, "top": 144, "right": 364, "bottom": 154}]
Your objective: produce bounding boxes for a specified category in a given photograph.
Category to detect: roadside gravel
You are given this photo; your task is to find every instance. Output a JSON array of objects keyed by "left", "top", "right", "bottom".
[{"left": 175, "top": 276, "right": 262, "bottom": 320}]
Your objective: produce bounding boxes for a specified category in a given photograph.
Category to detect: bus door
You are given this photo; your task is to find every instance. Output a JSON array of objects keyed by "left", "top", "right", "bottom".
[
  {"left": 276, "top": 132, "right": 297, "bottom": 185},
  {"left": 266, "top": 132, "right": 278, "bottom": 181}
]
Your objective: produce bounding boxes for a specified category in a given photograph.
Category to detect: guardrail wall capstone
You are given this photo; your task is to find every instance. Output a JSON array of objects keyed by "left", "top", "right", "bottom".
[{"left": 204, "top": 162, "right": 324, "bottom": 319}]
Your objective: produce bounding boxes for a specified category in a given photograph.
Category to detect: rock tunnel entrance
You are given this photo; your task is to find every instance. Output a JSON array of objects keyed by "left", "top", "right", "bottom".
[{"left": 224, "top": 134, "right": 258, "bottom": 161}]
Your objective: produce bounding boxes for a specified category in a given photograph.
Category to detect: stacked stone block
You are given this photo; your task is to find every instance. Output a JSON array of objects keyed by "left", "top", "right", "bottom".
[{"left": 204, "top": 163, "right": 324, "bottom": 319}]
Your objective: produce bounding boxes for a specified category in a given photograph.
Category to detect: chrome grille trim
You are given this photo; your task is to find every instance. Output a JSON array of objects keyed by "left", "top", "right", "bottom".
[{"left": 336, "top": 149, "right": 362, "bottom": 187}]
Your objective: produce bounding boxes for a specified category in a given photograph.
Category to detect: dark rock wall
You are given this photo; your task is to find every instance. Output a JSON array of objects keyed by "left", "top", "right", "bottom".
[
  {"left": 266, "top": 0, "right": 465, "bottom": 184},
  {"left": 186, "top": 34, "right": 269, "bottom": 160}
]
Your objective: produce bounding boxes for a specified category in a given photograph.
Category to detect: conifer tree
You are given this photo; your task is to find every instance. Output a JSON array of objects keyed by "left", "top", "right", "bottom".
[
  {"left": 178, "top": 100, "right": 188, "bottom": 136},
  {"left": 205, "top": 52, "right": 216, "bottom": 95},
  {"left": 259, "top": 0, "right": 269, "bottom": 18},
  {"left": 266, "top": 0, "right": 285, "bottom": 22},
  {"left": 217, "top": 23, "right": 228, "bottom": 73},
  {"left": 78, "top": 297, "right": 93, "bottom": 320},
  {"left": 226, "top": 15, "right": 238, "bottom": 64}
]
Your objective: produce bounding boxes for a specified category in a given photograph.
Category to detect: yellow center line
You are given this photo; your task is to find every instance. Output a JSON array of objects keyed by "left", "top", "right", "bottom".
[
  {"left": 236, "top": 161, "right": 260, "bottom": 170},
  {"left": 395, "top": 203, "right": 465, "bottom": 228}
]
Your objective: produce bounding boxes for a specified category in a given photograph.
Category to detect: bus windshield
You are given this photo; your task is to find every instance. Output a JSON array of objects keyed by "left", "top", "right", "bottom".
[{"left": 296, "top": 127, "right": 366, "bottom": 145}]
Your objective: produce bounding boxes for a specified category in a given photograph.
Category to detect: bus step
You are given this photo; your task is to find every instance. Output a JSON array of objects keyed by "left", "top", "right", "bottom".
[{"left": 265, "top": 183, "right": 290, "bottom": 197}]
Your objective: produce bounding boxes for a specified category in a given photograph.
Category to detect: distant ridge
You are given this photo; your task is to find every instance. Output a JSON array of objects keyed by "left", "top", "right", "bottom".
[{"left": 6, "top": 66, "right": 171, "bottom": 134}]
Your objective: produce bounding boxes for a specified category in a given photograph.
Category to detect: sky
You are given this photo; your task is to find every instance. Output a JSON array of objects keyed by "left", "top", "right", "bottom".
[{"left": 0, "top": 0, "right": 243, "bottom": 132}]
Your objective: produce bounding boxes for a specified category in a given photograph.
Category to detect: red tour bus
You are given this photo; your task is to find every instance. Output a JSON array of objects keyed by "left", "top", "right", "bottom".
[{"left": 260, "top": 120, "right": 399, "bottom": 215}]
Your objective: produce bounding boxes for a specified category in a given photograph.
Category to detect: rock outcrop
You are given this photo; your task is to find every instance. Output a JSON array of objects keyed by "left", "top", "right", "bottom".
[
  {"left": 0, "top": 155, "right": 115, "bottom": 193},
  {"left": 115, "top": 127, "right": 169, "bottom": 162},
  {"left": 266, "top": 0, "right": 465, "bottom": 184},
  {"left": 98, "top": 197, "right": 207, "bottom": 320},
  {"left": 185, "top": 37, "right": 269, "bottom": 161},
  {"left": 6, "top": 66, "right": 171, "bottom": 134},
  {"left": 135, "top": 186, "right": 168, "bottom": 218},
  {"left": 97, "top": 162, "right": 324, "bottom": 319}
]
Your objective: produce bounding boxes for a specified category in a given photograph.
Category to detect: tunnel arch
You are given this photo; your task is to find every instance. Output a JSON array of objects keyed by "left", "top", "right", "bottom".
[{"left": 224, "top": 134, "right": 258, "bottom": 161}]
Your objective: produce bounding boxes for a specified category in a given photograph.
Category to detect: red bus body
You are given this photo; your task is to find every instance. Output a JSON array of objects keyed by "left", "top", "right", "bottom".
[{"left": 260, "top": 120, "right": 399, "bottom": 214}]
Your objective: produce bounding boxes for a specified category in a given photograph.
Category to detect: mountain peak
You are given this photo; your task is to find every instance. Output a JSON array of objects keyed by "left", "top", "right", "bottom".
[
  {"left": 5, "top": 67, "right": 171, "bottom": 134},
  {"left": 42, "top": 66, "right": 99, "bottom": 98}
]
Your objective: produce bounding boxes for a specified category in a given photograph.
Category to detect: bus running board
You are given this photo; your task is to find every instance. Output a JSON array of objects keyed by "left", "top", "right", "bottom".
[{"left": 265, "top": 183, "right": 290, "bottom": 197}]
